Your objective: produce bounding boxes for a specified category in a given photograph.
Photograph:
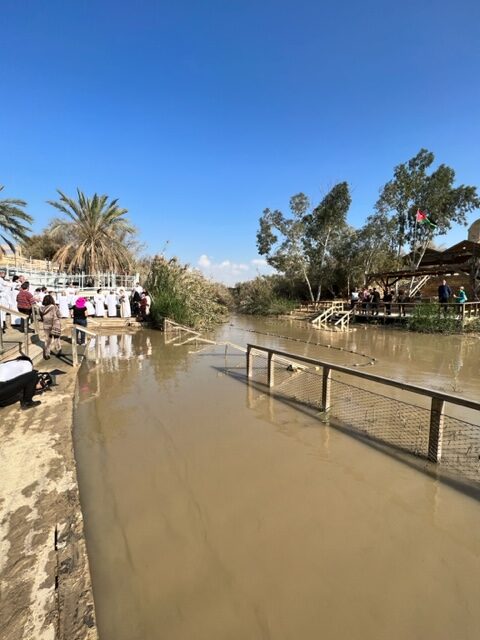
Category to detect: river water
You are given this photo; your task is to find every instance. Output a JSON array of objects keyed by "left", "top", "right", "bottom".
[{"left": 73, "top": 318, "right": 480, "bottom": 640}]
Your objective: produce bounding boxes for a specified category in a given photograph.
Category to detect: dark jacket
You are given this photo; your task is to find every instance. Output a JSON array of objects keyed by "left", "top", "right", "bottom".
[{"left": 438, "top": 284, "right": 452, "bottom": 301}]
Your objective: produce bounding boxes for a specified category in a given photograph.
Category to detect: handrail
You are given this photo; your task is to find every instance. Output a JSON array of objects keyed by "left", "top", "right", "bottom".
[
  {"left": 0, "top": 304, "right": 31, "bottom": 356},
  {"left": 0, "top": 303, "right": 31, "bottom": 319},
  {"left": 247, "top": 343, "right": 480, "bottom": 465},
  {"left": 246, "top": 344, "right": 480, "bottom": 411},
  {"left": 71, "top": 324, "right": 102, "bottom": 366}
]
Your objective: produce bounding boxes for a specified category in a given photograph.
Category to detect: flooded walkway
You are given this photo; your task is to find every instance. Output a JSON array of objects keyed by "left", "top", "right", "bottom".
[{"left": 74, "top": 321, "right": 480, "bottom": 640}]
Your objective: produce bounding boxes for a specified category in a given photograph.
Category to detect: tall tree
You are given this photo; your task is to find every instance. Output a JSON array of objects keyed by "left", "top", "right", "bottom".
[
  {"left": 376, "top": 149, "right": 480, "bottom": 267},
  {"left": 354, "top": 212, "right": 398, "bottom": 277},
  {"left": 0, "top": 184, "right": 32, "bottom": 254},
  {"left": 257, "top": 184, "right": 351, "bottom": 301},
  {"left": 48, "top": 189, "right": 136, "bottom": 273},
  {"left": 257, "top": 193, "right": 316, "bottom": 301},
  {"left": 303, "top": 182, "right": 351, "bottom": 300}
]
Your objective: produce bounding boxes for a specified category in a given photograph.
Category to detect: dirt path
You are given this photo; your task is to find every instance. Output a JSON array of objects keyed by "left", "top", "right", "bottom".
[{"left": 0, "top": 359, "right": 97, "bottom": 640}]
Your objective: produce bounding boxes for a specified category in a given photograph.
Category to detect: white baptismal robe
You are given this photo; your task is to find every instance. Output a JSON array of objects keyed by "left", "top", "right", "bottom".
[
  {"left": 105, "top": 294, "right": 117, "bottom": 317},
  {"left": 94, "top": 294, "right": 106, "bottom": 317},
  {"left": 58, "top": 295, "right": 70, "bottom": 318}
]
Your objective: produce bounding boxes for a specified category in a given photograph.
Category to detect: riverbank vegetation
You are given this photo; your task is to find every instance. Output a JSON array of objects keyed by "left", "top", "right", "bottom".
[
  {"left": 146, "top": 256, "right": 231, "bottom": 330},
  {"left": 233, "top": 276, "right": 297, "bottom": 315},
  {"left": 407, "top": 303, "right": 480, "bottom": 334}
]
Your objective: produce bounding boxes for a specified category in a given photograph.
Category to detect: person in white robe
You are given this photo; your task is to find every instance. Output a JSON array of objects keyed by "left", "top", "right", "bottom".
[
  {"left": 66, "top": 284, "right": 76, "bottom": 307},
  {"left": 9, "top": 275, "right": 26, "bottom": 326},
  {"left": 105, "top": 291, "right": 118, "bottom": 317},
  {"left": 85, "top": 298, "right": 95, "bottom": 317},
  {"left": 57, "top": 291, "right": 70, "bottom": 318},
  {"left": 9, "top": 277, "right": 22, "bottom": 326},
  {"left": 118, "top": 289, "right": 131, "bottom": 318},
  {"left": 94, "top": 289, "right": 106, "bottom": 317}
]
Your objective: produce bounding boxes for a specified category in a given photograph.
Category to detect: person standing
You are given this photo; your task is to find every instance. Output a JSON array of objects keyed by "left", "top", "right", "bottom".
[
  {"left": 118, "top": 288, "right": 131, "bottom": 318},
  {"left": 85, "top": 298, "right": 95, "bottom": 317},
  {"left": 105, "top": 290, "right": 118, "bottom": 317},
  {"left": 57, "top": 290, "right": 70, "bottom": 318},
  {"left": 66, "top": 282, "right": 76, "bottom": 307},
  {"left": 455, "top": 286, "right": 468, "bottom": 315},
  {"left": 9, "top": 275, "right": 22, "bottom": 328},
  {"left": 383, "top": 288, "right": 393, "bottom": 315},
  {"left": 144, "top": 290, "right": 151, "bottom": 318},
  {"left": 350, "top": 288, "right": 359, "bottom": 310},
  {"left": 397, "top": 289, "right": 407, "bottom": 317},
  {"left": 17, "top": 282, "right": 35, "bottom": 329},
  {"left": 94, "top": 289, "right": 106, "bottom": 317},
  {"left": 371, "top": 288, "right": 381, "bottom": 315},
  {"left": 438, "top": 279, "right": 452, "bottom": 314},
  {"left": 40, "top": 294, "right": 62, "bottom": 359},
  {"left": 72, "top": 297, "right": 88, "bottom": 345}
]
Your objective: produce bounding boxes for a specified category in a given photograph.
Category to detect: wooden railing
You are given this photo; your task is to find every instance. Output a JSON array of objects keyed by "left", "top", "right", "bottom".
[
  {"left": 71, "top": 325, "right": 102, "bottom": 366},
  {"left": 0, "top": 304, "right": 32, "bottom": 356},
  {"left": 246, "top": 343, "right": 480, "bottom": 464}
]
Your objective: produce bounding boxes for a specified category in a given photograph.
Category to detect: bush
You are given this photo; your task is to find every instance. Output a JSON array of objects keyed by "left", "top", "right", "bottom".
[
  {"left": 407, "top": 302, "right": 461, "bottom": 333},
  {"left": 145, "top": 256, "right": 230, "bottom": 330},
  {"left": 234, "top": 276, "right": 297, "bottom": 315}
]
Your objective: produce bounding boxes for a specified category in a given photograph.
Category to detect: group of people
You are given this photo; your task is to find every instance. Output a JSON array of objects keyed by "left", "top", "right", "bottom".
[
  {"left": 0, "top": 272, "right": 151, "bottom": 328},
  {"left": 350, "top": 286, "right": 407, "bottom": 316},
  {"left": 0, "top": 271, "right": 151, "bottom": 355},
  {"left": 350, "top": 280, "right": 469, "bottom": 316}
]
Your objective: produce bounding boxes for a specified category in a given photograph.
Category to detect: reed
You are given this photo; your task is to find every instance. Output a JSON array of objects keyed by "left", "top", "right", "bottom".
[{"left": 146, "top": 256, "right": 230, "bottom": 330}]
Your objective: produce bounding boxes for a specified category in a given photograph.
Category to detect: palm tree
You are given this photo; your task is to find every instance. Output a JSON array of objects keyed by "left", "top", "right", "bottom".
[
  {"left": 0, "top": 184, "right": 32, "bottom": 254},
  {"left": 48, "top": 189, "right": 136, "bottom": 273}
]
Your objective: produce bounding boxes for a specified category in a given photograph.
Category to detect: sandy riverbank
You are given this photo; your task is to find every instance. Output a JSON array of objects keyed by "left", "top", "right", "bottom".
[{"left": 0, "top": 361, "right": 98, "bottom": 640}]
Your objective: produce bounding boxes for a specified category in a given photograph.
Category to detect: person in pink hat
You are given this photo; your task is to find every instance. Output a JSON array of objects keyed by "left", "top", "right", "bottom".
[{"left": 72, "top": 297, "right": 89, "bottom": 345}]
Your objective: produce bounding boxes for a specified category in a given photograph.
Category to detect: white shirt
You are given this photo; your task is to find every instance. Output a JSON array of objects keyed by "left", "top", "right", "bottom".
[{"left": 0, "top": 359, "right": 33, "bottom": 382}]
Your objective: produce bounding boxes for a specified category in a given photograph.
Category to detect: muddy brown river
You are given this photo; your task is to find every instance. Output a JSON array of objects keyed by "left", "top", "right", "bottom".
[{"left": 74, "top": 318, "right": 480, "bottom": 640}]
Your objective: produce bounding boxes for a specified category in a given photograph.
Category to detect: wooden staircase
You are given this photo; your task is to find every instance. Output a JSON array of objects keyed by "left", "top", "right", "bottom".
[{"left": 311, "top": 301, "right": 352, "bottom": 331}]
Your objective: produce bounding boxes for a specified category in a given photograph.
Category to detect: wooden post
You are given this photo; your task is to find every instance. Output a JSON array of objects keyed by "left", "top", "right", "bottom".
[
  {"left": 267, "top": 351, "right": 274, "bottom": 388},
  {"left": 72, "top": 328, "right": 78, "bottom": 367},
  {"left": 24, "top": 317, "right": 29, "bottom": 356},
  {"left": 246, "top": 345, "right": 252, "bottom": 380},
  {"left": 428, "top": 397, "right": 445, "bottom": 462},
  {"left": 322, "top": 366, "right": 332, "bottom": 413},
  {"left": 31, "top": 306, "right": 40, "bottom": 335}
]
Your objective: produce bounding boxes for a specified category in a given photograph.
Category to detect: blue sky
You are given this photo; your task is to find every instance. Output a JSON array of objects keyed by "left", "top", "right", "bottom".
[{"left": 1, "top": 0, "right": 479, "bottom": 284}]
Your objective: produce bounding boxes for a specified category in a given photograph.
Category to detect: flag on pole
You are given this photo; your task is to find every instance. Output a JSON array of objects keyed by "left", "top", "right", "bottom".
[{"left": 416, "top": 209, "right": 437, "bottom": 228}]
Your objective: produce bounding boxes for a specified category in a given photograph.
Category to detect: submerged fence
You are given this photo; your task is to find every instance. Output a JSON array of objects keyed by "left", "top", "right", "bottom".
[{"left": 246, "top": 344, "right": 480, "bottom": 483}]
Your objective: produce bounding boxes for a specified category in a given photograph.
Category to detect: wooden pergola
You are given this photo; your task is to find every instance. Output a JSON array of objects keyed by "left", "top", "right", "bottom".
[{"left": 367, "top": 240, "right": 480, "bottom": 299}]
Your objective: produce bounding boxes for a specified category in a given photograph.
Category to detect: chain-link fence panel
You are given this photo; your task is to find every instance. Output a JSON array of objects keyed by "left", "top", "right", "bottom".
[
  {"left": 246, "top": 346, "right": 480, "bottom": 485},
  {"left": 442, "top": 415, "right": 480, "bottom": 482}
]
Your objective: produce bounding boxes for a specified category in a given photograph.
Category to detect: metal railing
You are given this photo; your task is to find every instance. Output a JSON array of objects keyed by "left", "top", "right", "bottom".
[
  {"left": 246, "top": 344, "right": 480, "bottom": 481},
  {"left": 0, "top": 304, "right": 32, "bottom": 356},
  {"left": 71, "top": 325, "right": 102, "bottom": 366},
  {"left": 352, "top": 300, "right": 480, "bottom": 320}
]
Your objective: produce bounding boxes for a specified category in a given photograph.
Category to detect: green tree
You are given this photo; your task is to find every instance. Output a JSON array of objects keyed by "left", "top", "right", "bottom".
[
  {"left": 21, "top": 219, "right": 71, "bottom": 261},
  {"left": 47, "top": 189, "right": 136, "bottom": 273},
  {"left": 303, "top": 182, "right": 351, "bottom": 299},
  {"left": 376, "top": 149, "right": 480, "bottom": 267},
  {"left": 354, "top": 212, "right": 398, "bottom": 277},
  {"left": 0, "top": 184, "right": 32, "bottom": 254},
  {"left": 256, "top": 183, "right": 351, "bottom": 302}
]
